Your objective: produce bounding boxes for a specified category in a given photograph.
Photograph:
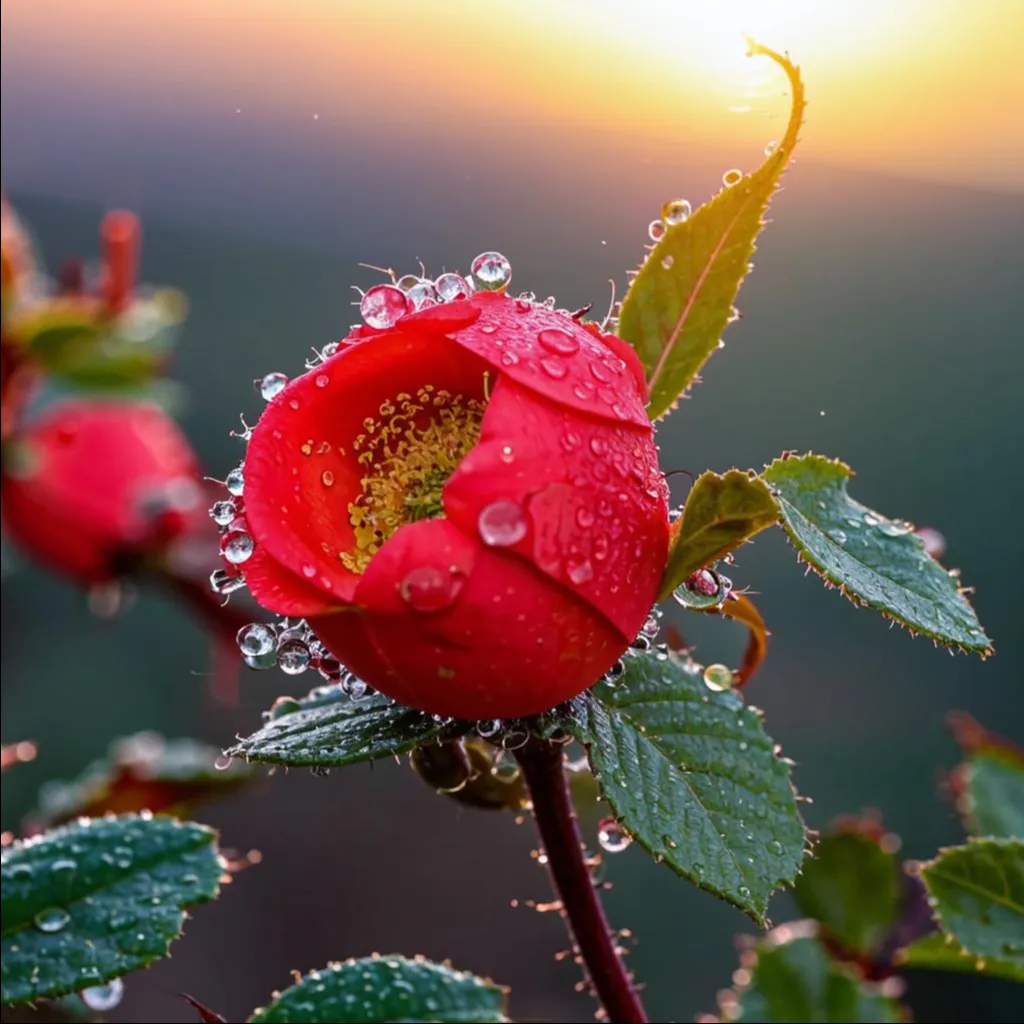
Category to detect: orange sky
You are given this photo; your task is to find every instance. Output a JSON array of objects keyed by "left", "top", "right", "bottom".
[{"left": 3, "top": 0, "right": 1021, "bottom": 193}]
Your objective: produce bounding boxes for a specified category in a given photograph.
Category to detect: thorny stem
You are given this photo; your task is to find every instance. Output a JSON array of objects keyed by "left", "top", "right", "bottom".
[{"left": 515, "top": 737, "right": 648, "bottom": 1024}]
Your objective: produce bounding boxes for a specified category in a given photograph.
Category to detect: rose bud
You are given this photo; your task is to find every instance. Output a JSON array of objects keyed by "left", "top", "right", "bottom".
[
  {"left": 235, "top": 282, "right": 669, "bottom": 719},
  {"left": 2, "top": 400, "right": 201, "bottom": 585}
]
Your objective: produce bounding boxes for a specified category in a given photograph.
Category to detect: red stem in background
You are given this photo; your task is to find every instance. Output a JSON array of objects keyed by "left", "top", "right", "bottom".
[
  {"left": 101, "top": 209, "right": 140, "bottom": 315},
  {"left": 515, "top": 738, "right": 648, "bottom": 1024}
]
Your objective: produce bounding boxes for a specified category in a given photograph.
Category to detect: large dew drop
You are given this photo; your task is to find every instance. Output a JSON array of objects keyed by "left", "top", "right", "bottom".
[
  {"left": 662, "top": 198, "right": 691, "bottom": 225},
  {"left": 81, "top": 979, "right": 124, "bottom": 1012},
  {"left": 220, "top": 525, "right": 254, "bottom": 565},
  {"left": 435, "top": 273, "right": 470, "bottom": 302},
  {"left": 702, "top": 663, "right": 734, "bottom": 692},
  {"left": 237, "top": 623, "right": 275, "bottom": 658},
  {"left": 399, "top": 565, "right": 464, "bottom": 613},
  {"left": 256, "top": 372, "right": 289, "bottom": 401},
  {"left": 34, "top": 907, "right": 71, "bottom": 933},
  {"left": 673, "top": 568, "right": 731, "bottom": 610},
  {"left": 470, "top": 251, "right": 512, "bottom": 292},
  {"left": 597, "top": 817, "right": 632, "bottom": 854},
  {"left": 277, "top": 638, "right": 311, "bottom": 675},
  {"left": 225, "top": 466, "right": 245, "bottom": 497},
  {"left": 478, "top": 499, "right": 528, "bottom": 547},
  {"left": 360, "top": 284, "right": 411, "bottom": 329},
  {"left": 210, "top": 500, "right": 236, "bottom": 527}
]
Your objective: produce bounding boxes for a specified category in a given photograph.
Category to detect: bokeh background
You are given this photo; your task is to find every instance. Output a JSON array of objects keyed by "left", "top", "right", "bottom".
[{"left": 2, "top": 1, "right": 1022, "bottom": 1021}]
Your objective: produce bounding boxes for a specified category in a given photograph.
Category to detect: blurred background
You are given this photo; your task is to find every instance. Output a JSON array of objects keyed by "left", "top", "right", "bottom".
[{"left": 2, "top": 1, "right": 1022, "bottom": 1021}]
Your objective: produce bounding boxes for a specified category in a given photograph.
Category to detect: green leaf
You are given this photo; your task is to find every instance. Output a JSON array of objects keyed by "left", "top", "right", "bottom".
[
  {"left": 726, "top": 932, "right": 901, "bottom": 1023},
  {"left": 561, "top": 649, "right": 805, "bottom": 923},
  {"left": 917, "top": 838, "right": 1024, "bottom": 975},
  {"left": 227, "top": 686, "right": 450, "bottom": 768},
  {"left": 617, "top": 41, "right": 804, "bottom": 420},
  {"left": 658, "top": 470, "right": 778, "bottom": 600},
  {"left": 897, "top": 932, "right": 1024, "bottom": 983},
  {"left": 0, "top": 814, "right": 222, "bottom": 1005},
  {"left": 948, "top": 714, "right": 1024, "bottom": 839},
  {"left": 793, "top": 827, "right": 902, "bottom": 958},
  {"left": 247, "top": 955, "right": 508, "bottom": 1023},
  {"left": 762, "top": 454, "right": 991, "bottom": 653},
  {"left": 30, "top": 732, "right": 253, "bottom": 829}
]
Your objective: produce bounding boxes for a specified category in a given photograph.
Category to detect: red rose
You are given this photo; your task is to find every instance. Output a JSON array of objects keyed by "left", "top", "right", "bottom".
[
  {"left": 2, "top": 400, "right": 201, "bottom": 584},
  {"left": 234, "top": 291, "right": 669, "bottom": 718}
]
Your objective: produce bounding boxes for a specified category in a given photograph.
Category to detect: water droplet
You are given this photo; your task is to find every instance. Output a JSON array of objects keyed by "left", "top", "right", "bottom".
[
  {"left": 703, "top": 663, "right": 734, "bottom": 692},
  {"left": 642, "top": 614, "right": 661, "bottom": 638},
  {"left": 831, "top": 529, "right": 848, "bottom": 545},
  {"left": 767, "top": 840, "right": 784, "bottom": 856},
  {"left": 538, "top": 328, "right": 580, "bottom": 356},
  {"left": 597, "top": 818, "right": 632, "bottom": 853},
  {"left": 360, "top": 284, "right": 411, "bottom": 329},
  {"left": 590, "top": 361, "right": 613, "bottom": 383},
  {"left": 435, "top": 273, "right": 470, "bottom": 302},
  {"left": 662, "top": 198, "right": 692, "bottom": 225},
  {"left": 34, "top": 907, "right": 70, "bottom": 933},
  {"left": 604, "top": 659, "right": 625, "bottom": 682},
  {"left": 738, "top": 885, "right": 751, "bottom": 899},
  {"left": 470, "top": 251, "right": 512, "bottom": 291},
  {"left": 500, "top": 350, "right": 519, "bottom": 367},
  {"left": 321, "top": 470, "right": 335, "bottom": 487},
  {"left": 399, "top": 565, "right": 464, "bottom": 613},
  {"left": 478, "top": 499, "right": 528, "bottom": 547},
  {"left": 406, "top": 280, "right": 438, "bottom": 310},
  {"left": 764, "top": 139, "right": 778, "bottom": 156},
  {"left": 210, "top": 568, "right": 247, "bottom": 595},
  {"left": 210, "top": 500, "right": 236, "bottom": 527},
  {"left": 315, "top": 373, "right": 330, "bottom": 388},
  {"left": 863, "top": 512, "right": 880, "bottom": 526},
  {"left": 256, "top": 372, "right": 289, "bottom": 401},
  {"left": 476, "top": 719, "right": 502, "bottom": 739},
  {"left": 237, "top": 623, "right": 275, "bottom": 657},
  {"left": 341, "top": 673, "right": 368, "bottom": 700},
  {"left": 52, "top": 858, "right": 76, "bottom": 875},
  {"left": 81, "top": 978, "right": 124, "bottom": 1012},
  {"left": 722, "top": 168, "right": 743, "bottom": 187},
  {"left": 673, "top": 568, "right": 731, "bottom": 610},
  {"left": 225, "top": 466, "right": 245, "bottom": 497},
  {"left": 221, "top": 525, "right": 254, "bottom": 565},
  {"left": 278, "top": 639, "right": 311, "bottom": 675},
  {"left": 566, "top": 556, "right": 594, "bottom": 585},
  {"left": 661, "top": 255, "right": 674, "bottom": 270},
  {"left": 878, "top": 519, "right": 913, "bottom": 537},
  {"left": 270, "top": 695, "right": 302, "bottom": 719},
  {"left": 576, "top": 508, "right": 595, "bottom": 528},
  {"left": 648, "top": 219, "right": 666, "bottom": 241},
  {"left": 500, "top": 445, "right": 515, "bottom": 464},
  {"left": 540, "top": 357, "right": 568, "bottom": 379},
  {"left": 8, "top": 863, "right": 33, "bottom": 881},
  {"left": 213, "top": 753, "right": 234, "bottom": 771}
]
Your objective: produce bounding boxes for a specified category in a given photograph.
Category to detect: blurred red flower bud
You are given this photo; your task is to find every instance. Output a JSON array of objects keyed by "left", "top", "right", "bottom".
[
  {"left": 2, "top": 400, "right": 200, "bottom": 584},
  {"left": 233, "top": 291, "right": 670, "bottom": 718}
]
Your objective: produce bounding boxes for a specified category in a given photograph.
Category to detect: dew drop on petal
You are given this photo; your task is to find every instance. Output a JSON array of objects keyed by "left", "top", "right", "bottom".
[
  {"left": 540, "top": 357, "right": 568, "bottom": 379},
  {"left": 237, "top": 623, "right": 275, "bottom": 657},
  {"left": 396, "top": 274, "right": 421, "bottom": 292},
  {"left": 406, "top": 280, "right": 438, "bottom": 310},
  {"left": 703, "top": 663, "right": 734, "bottom": 692},
  {"left": 538, "top": 328, "right": 581, "bottom": 356},
  {"left": 277, "top": 639, "right": 311, "bottom": 675},
  {"left": 399, "top": 565, "right": 464, "bottom": 613},
  {"left": 315, "top": 373, "right": 330, "bottom": 388},
  {"left": 597, "top": 818, "right": 632, "bottom": 853},
  {"left": 256, "top": 372, "right": 289, "bottom": 401},
  {"left": 566, "top": 556, "right": 594, "bottom": 585},
  {"left": 478, "top": 499, "right": 528, "bottom": 547},
  {"left": 220, "top": 526, "right": 254, "bottom": 565},
  {"left": 470, "top": 251, "right": 512, "bottom": 292},
  {"left": 360, "top": 284, "right": 411, "bottom": 329},
  {"left": 81, "top": 979, "right": 124, "bottom": 1012},
  {"left": 225, "top": 466, "right": 245, "bottom": 497},
  {"left": 210, "top": 500, "right": 236, "bottom": 527},
  {"left": 435, "top": 273, "right": 470, "bottom": 302}
]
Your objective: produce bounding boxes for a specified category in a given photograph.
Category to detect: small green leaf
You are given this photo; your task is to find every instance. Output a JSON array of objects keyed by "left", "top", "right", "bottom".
[
  {"left": 0, "top": 814, "right": 222, "bottom": 1005},
  {"left": 561, "top": 650, "right": 805, "bottom": 923},
  {"left": 948, "top": 714, "right": 1024, "bottom": 839},
  {"left": 762, "top": 454, "right": 990, "bottom": 653},
  {"left": 917, "top": 838, "right": 1023, "bottom": 975},
  {"left": 792, "top": 827, "right": 902, "bottom": 958},
  {"left": 247, "top": 955, "right": 508, "bottom": 1023},
  {"left": 618, "top": 42, "right": 804, "bottom": 420},
  {"left": 726, "top": 932, "right": 901, "bottom": 1023},
  {"left": 227, "top": 686, "right": 449, "bottom": 768},
  {"left": 30, "top": 732, "right": 253, "bottom": 829},
  {"left": 658, "top": 470, "right": 778, "bottom": 600},
  {"left": 897, "top": 932, "right": 1024, "bottom": 983}
]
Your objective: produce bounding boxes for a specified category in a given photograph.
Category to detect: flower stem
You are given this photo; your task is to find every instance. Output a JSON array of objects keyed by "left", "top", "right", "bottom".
[{"left": 515, "top": 737, "right": 648, "bottom": 1024}]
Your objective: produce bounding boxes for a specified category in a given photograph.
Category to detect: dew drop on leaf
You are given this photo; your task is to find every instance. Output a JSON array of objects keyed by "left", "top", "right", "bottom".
[
  {"left": 81, "top": 978, "right": 124, "bottom": 1012},
  {"left": 597, "top": 818, "right": 632, "bottom": 853},
  {"left": 703, "top": 663, "right": 734, "bottom": 692},
  {"left": 33, "top": 907, "right": 70, "bottom": 933}
]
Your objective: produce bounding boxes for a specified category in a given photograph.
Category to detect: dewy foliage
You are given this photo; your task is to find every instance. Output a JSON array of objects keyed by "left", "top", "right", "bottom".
[
  {"left": 0, "top": 815, "right": 222, "bottom": 1005},
  {"left": 915, "top": 838, "right": 1024, "bottom": 980},
  {"left": 558, "top": 649, "right": 805, "bottom": 924},
  {"left": 228, "top": 686, "right": 450, "bottom": 768},
  {"left": 617, "top": 41, "right": 805, "bottom": 420},
  {"left": 247, "top": 955, "right": 508, "bottom": 1023},
  {"left": 658, "top": 469, "right": 778, "bottom": 600},
  {"left": 727, "top": 933, "right": 901, "bottom": 1023},
  {"left": 762, "top": 454, "right": 991, "bottom": 652},
  {"left": 792, "top": 829, "right": 902, "bottom": 959}
]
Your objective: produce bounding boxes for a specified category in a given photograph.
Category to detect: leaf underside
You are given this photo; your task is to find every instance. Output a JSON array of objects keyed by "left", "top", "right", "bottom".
[
  {"left": 247, "top": 955, "right": 508, "bottom": 1023},
  {"left": 916, "top": 838, "right": 1024, "bottom": 978},
  {"left": 227, "top": 686, "right": 449, "bottom": 768},
  {"left": 618, "top": 42, "right": 806, "bottom": 420},
  {"left": 728, "top": 933, "right": 901, "bottom": 1022},
  {"left": 658, "top": 469, "right": 778, "bottom": 600},
  {"left": 561, "top": 649, "right": 806, "bottom": 923},
  {"left": 762, "top": 454, "right": 991, "bottom": 653},
  {"left": 0, "top": 815, "right": 221, "bottom": 1005}
]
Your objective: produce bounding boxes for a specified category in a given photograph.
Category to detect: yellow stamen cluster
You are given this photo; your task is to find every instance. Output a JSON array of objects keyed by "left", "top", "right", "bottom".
[{"left": 341, "top": 384, "right": 485, "bottom": 574}]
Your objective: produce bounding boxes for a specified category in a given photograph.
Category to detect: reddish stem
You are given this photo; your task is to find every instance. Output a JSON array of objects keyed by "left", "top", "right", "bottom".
[{"left": 515, "top": 738, "right": 648, "bottom": 1024}]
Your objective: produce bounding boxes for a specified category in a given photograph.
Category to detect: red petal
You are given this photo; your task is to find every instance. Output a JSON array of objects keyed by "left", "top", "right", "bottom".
[
  {"left": 243, "top": 331, "right": 491, "bottom": 604},
  {"left": 451, "top": 293, "right": 650, "bottom": 428},
  {"left": 242, "top": 541, "right": 339, "bottom": 616},
  {"left": 312, "top": 517, "right": 624, "bottom": 719},
  {"left": 444, "top": 378, "right": 669, "bottom": 639}
]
